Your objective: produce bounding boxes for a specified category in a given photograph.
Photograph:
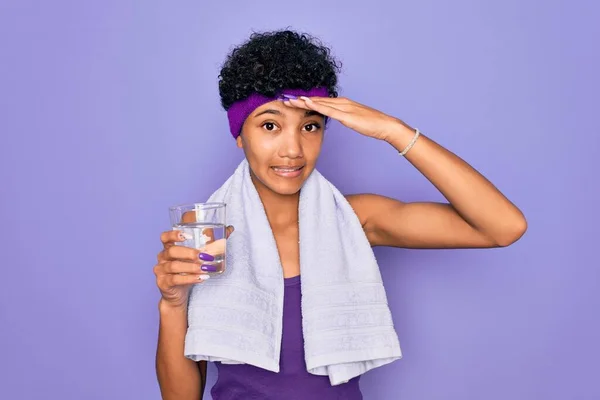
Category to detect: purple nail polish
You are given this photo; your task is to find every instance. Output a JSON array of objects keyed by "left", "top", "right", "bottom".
[
  {"left": 199, "top": 253, "right": 215, "bottom": 261},
  {"left": 282, "top": 93, "right": 297, "bottom": 100},
  {"left": 201, "top": 264, "right": 218, "bottom": 272}
]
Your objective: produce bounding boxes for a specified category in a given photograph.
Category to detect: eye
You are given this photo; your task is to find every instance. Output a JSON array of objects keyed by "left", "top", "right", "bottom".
[
  {"left": 303, "top": 123, "right": 322, "bottom": 132},
  {"left": 262, "top": 122, "right": 279, "bottom": 132}
]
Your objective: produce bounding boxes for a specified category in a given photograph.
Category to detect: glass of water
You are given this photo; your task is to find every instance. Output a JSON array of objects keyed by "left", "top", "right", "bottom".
[{"left": 169, "top": 202, "right": 227, "bottom": 275}]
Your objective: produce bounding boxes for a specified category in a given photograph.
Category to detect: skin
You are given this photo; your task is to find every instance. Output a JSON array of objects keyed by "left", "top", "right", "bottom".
[{"left": 154, "top": 95, "right": 527, "bottom": 399}]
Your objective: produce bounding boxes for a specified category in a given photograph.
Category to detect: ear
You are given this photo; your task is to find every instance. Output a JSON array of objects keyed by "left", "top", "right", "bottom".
[{"left": 236, "top": 135, "right": 243, "bottom": 148}]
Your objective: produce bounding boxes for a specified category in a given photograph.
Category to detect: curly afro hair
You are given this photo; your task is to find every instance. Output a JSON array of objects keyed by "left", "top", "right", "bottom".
[{"left": 218, "top": 29, "right": 341, "bottom": 110}]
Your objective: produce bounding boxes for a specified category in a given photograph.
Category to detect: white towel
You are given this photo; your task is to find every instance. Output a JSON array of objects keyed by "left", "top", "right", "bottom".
[{"left": 184, "top": 159, "right": 402, "bottom": 385}]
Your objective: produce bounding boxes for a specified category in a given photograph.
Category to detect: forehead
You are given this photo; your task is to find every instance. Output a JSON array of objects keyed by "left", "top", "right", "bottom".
[{"left": 251, "top": 100, "right": 323, "bottom": 119}]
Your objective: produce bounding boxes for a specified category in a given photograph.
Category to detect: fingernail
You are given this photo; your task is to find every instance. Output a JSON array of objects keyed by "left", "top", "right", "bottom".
[
  {"left": 282, "top": 93, "right": 298, "bottom": 100},
  {"left": 198, "top": 274, "right": 210, "bottom": 280},
  {"left": 178, "top": 232, "right": 192, "bottom": 240},
  {"left": 300, "top": 96, "right": 312, "bottom": 102},
  {"left": 199, "top": 252, "right": 215, "bottom": 261},
  {"left": 201, "top": 265, "right": 218, "bottom": 272}
]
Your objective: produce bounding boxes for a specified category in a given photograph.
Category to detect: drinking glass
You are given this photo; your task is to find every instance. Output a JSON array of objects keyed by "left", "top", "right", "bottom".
[{"left": 169, "top": 202, "right": 227, "bottom": 275}]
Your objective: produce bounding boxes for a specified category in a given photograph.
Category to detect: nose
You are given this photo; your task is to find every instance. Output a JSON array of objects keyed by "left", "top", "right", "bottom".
[{"left": 277, "top": 128, "right": 303, "bottom": 159}]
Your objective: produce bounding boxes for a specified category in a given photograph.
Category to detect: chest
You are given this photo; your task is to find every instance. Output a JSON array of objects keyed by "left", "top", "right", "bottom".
[{"left": 271, "top": 224, "right": 300, "bottom": 278}]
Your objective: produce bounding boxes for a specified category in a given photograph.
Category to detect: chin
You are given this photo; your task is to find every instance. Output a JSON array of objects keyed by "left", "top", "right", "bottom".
[
  {"left": 269, "top": 182, "right": 303, "bottom": 196},
  {"left": 263, "top": 174, "right": 305, "bottom": 196}
]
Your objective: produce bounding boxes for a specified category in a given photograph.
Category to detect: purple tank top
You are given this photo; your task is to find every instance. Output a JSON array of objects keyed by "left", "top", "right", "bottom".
[{"left": 210, "top": 275, "right": 362, "bottom": 399}]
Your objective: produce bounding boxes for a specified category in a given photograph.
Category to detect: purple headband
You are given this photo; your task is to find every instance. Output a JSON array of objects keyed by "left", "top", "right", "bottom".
[{"left": 226, "top": 87, "right": 329, "bottom": 138}]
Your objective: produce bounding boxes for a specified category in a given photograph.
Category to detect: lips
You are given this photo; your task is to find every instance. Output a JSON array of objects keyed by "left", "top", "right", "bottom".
[
  {"left": 271, "top": 165, "right": 305, "bottom": 178},
  {"left": 271, "top": 165, "right": 304, "bottom": 172}
]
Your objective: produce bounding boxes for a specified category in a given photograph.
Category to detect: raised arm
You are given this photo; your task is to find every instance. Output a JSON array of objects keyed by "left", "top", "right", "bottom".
[
  {"left": 347, "top": 126, "right": 526, "bottom": 249},
  {"left": 281, "top": 95, "right": 526, "bottom": 249}
]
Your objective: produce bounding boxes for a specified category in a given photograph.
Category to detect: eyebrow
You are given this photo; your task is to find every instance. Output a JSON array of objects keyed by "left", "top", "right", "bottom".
[{"left": 253, "top": 109, "right": 323, "bottom": 118}]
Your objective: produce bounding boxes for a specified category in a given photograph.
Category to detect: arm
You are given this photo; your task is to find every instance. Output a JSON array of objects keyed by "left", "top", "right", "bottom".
[
  {"left": 282, "top": 96, "right": 527, "bottom": 249},
  {"left": 156, "top": 300, "right": 206, "bottom": 400},
  {"left": 155, "top": 216, "right": 232, "bottom": 399},
  {"left": 347, "top": 124, "right": 527, "bottom": 249}
]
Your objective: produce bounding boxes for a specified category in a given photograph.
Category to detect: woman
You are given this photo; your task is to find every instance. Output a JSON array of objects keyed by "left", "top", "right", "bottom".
[{"left": 154, "top": 30, "right": 527, "bottom": 399}]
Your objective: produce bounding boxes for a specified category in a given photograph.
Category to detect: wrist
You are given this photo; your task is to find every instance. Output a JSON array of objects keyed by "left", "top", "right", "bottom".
[
  {"left": 384, "top": 120, "right": 416, "bottom": 149},
  {"left": 158, "top": 298, "right": 188, "bottom": 315}
]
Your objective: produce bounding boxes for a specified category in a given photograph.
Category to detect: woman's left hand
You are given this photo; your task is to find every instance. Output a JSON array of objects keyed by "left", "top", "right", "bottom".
[{"left": 283, "top": 96, "right": 408, "bottom": 141}]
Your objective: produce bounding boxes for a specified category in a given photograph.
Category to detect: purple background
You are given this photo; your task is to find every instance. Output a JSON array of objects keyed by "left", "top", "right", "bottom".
[{"left": 1, "top": 1, "right": 598, "bottom": 399}]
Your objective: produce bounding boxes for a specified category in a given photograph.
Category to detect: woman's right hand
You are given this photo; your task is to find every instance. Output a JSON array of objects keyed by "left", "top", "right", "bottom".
[{"left": 154, "top": 226, "right": 234, "bottom": 309}]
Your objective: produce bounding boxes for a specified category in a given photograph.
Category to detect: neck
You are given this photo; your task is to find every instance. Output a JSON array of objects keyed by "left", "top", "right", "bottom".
[{"left": 250, "top": 171, "right": 299, "bottom": 227}]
